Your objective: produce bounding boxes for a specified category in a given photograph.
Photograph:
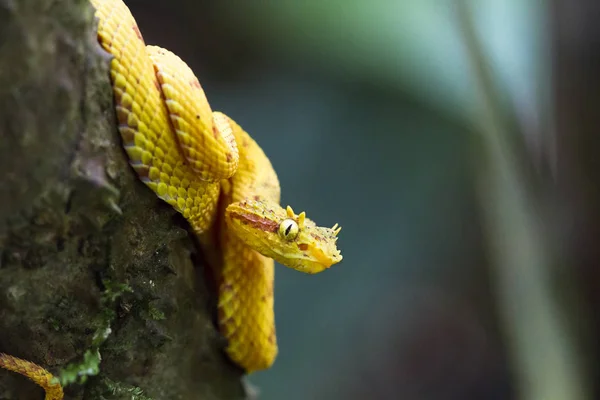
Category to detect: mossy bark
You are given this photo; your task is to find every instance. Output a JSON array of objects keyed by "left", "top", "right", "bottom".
[{"left": 0, "top": 0, "right": 245, "bottom": 399}]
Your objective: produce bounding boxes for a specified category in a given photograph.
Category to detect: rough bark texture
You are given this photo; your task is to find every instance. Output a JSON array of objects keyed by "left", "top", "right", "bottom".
[{"left": 0, "top": 0, "right": 245, "bottom": 398}]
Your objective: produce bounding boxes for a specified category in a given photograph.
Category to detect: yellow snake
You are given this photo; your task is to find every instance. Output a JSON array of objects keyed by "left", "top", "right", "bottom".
[
  {"left": 0, "top": 353, "right": 63, "bottom": 400},
  {"left": 0, "top": 0, "right": 342, "bottom": 397}
]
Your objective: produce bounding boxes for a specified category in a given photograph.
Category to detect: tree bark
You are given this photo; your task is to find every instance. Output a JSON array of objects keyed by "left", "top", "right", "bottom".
[{"left": 0, "top": 0, "right": 245, "bottom": 398}]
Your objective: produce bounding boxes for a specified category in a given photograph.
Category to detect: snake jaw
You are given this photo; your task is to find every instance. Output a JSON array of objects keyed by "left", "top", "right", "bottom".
[{"left": 225, "top": 200, "right": 342, "bottom": 274}]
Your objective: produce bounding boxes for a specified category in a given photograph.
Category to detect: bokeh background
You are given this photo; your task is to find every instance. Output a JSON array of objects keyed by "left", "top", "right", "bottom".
[{"left": 124, "top": 1, "right": 599, "bottom": 399}]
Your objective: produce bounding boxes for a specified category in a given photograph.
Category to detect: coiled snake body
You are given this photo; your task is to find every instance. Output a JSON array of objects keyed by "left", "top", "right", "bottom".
[{"left": 0, "top": 0, "right": 342, "bottom": 398}]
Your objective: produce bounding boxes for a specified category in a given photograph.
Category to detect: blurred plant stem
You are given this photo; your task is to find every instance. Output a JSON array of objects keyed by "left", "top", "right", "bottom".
[{"left": 457, "top": 1, "right": 589, "bottom": 399}]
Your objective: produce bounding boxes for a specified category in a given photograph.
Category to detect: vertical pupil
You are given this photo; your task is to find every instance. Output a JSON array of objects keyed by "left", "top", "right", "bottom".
[{"left": 285, "top": 223, "right": 292, "bottom": 236}]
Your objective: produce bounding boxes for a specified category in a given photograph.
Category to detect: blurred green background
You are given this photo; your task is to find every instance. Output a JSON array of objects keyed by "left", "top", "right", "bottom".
[{"left": 122, "top": 1, "right": 589, "bottom": 399}]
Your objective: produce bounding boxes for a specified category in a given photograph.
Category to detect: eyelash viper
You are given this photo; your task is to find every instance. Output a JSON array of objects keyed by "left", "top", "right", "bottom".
[{"left": 0, "top": 0, "right": 342, "bottom": 398}]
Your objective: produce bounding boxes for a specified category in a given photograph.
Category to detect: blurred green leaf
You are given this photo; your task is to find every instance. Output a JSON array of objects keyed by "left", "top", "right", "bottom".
[{"left": 218, "top": 0, "right": 545, "bottom": 119}]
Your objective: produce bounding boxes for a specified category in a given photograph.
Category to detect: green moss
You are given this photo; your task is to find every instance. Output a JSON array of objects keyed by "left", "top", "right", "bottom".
[
  {"left": 147, "top": 304, "right": 166, "bottom": 321},
  {"left": 90, "top": 377, "right": 154, "bottom": 400},
  {"left": 56, "top": 349, "right": 101, "bottom": 386},
  {"left": 56, "top": 279, "right": 133, "bottom": 387}
]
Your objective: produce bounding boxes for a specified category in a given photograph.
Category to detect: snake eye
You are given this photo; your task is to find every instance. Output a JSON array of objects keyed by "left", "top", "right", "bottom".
[{"left": 279, "top": 219, "right": 299, "bottom": 240}]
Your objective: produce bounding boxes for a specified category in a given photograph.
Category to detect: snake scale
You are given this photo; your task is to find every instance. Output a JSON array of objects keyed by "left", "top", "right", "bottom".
[{"left": 0, "top": 0, "right": 342, "bottom": 398}]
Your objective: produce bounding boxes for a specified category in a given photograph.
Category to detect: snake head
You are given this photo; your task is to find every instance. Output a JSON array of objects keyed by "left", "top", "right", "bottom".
[{"left": 225, "top": 200, "right": 342, "bottom": 274}]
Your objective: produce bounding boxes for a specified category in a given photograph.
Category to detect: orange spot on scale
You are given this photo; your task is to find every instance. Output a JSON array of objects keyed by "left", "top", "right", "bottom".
[
  {"left": 217, "top": 307, "right": 227, "bottom": 324},
  {"left": 221, "top": 283, "right": 233, "bottom": 293},
  {"left": 116, "top": 108, "right": 129, "bottom": 125},
  {"left": 298, "top": 243, "right": 308, "bottom": 251},
  {"left": 132, "top": 25, "right": 144, "bottom": 43}
]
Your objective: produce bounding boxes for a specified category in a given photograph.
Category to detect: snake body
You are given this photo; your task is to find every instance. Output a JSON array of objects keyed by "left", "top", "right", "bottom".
[
  {"left": 0, "top": 0, "right": 342, "bottom": 397},
  {"left": 0, "top": 353, "right": 63, "bottom": 400}
]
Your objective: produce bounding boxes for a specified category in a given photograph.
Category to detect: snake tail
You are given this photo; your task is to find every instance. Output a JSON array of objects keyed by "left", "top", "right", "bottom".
[{"left": 0, "top": 353, "right": 63, "bottom": 400}]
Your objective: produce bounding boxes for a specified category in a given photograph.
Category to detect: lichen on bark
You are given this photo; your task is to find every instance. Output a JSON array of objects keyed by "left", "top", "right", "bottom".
[{"left": 0, "top": 0, "right": 245, "bottom": 398}]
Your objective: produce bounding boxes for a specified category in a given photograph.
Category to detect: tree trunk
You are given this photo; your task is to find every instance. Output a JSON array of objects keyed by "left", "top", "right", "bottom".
[{"left": 0, "top": 0, "right": 245, "bottom": 398}]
